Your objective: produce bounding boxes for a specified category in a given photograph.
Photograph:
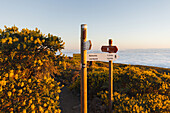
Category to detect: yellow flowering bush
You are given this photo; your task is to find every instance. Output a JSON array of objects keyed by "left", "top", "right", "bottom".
[
  {"left": 0, "top": 73, "right": 62, "bottom": 112},
  {"left": 0, "top": 26, "right": 65, "bottom": 112},
  {"left": 67, "top": 61, "right": 170, "bottom": 112}
]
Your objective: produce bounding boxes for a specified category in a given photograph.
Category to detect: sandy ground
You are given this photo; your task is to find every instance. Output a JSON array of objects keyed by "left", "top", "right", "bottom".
[{"left": 60, "top": 87, "right": 80, "bottom": 113}]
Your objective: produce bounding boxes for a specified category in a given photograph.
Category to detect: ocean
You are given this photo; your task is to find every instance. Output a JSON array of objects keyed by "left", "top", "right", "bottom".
[{"left": 58, "top": 49, "right": 170, "bottom": 69}]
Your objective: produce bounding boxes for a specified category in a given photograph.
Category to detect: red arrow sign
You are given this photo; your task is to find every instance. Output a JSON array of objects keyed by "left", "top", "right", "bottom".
[{"left": 101, "top": 46, "right": 118, "bottom": 53}]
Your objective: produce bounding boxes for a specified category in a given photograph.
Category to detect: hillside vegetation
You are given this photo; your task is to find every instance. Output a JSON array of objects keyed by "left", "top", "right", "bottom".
[{"left": 57, "top": 59, "right": 170, "bottom": 112}]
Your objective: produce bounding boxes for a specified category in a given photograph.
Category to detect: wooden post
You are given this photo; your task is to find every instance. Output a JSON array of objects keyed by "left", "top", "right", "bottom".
[
  {"left": 109, "top": 39, "right": 113, "bottom": 113},
  {"left": 81, "top": 24, "right": 87, "bottom": 113}
]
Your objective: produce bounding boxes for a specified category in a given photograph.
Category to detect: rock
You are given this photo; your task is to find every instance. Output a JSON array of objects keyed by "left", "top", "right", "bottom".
[{"left": 72, "top": 104, "right": 81, "bottom": 110}]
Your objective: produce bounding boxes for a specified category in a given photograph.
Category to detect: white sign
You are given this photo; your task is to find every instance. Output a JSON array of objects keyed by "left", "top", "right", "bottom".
[
  {"left": 87, "top": 53, "right": 118, "bottom": 61},
  {"left": 84, "top": 40, "right": 92, "bottom": 50}
]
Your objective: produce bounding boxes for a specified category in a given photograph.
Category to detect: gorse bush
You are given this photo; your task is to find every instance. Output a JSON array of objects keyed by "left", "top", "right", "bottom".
[
  {"left": 0, "top": 25, "right": 64, "bottom": 79},
  {"left": 0, "top": 73, "right": 63, "bottom": 112},
  {"left": 0, "top": 26, "right": 64, "bottom": 112},
  {"left": 67, "top": 61, "right": 170, "bottom": 112}
]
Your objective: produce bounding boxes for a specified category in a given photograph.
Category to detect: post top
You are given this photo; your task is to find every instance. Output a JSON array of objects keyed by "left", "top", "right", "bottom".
[
  {"left": 81, "top": 24, "right": 87, "bottom": 29},
  {"left": 109, "top": 39, "right": 113, "bottom": 45}
]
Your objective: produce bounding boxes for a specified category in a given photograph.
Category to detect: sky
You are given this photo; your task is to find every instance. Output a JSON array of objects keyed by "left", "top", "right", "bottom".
[{"left": 0, "top": 0, "right": 170, "bottom": 51}]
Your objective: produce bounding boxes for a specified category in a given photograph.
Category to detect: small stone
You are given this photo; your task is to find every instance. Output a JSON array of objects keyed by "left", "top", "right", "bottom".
[{"left": 72, "top": 104, "right": 81, "bottom": 110}]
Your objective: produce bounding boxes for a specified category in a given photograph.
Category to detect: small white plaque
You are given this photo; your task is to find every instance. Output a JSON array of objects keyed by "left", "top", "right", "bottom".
[{"left": 84, "top": 40, "right": 92, "bottom": 50}]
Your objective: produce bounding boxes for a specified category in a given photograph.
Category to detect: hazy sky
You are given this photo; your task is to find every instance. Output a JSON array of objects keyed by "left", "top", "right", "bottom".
[{"left": 0, "top": 0, "right": 170, "bottom": 51}]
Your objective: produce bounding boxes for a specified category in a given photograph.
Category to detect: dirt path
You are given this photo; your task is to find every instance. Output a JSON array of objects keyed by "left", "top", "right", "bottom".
[{"left": 60, "top": 87, "right": 80, "bottom": 113}]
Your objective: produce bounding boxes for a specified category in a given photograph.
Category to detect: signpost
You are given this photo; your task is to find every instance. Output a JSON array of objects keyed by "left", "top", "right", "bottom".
[
  {"left": 81, "top": 24, "right": 92, "bottom": 113},
  {"left": 101, "top": 39, "right": 118, "bottom": 113},
  {"left": 73, "top": 54, "right": 81, "bottom": 61},
  {"left": 80, "top": 24, "right": 118, "bottom": 113}
]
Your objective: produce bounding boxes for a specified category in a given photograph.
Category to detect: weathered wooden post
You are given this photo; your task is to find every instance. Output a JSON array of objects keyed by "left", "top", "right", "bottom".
[
  {"left": 101, "top": 39, "right": 118, "bottom": 113},
  {"left": 109, "top": 39, "right": 113, "bottom": 113},
  {"left": 81, "top": 24, "right": 87, "bottom": 113}
]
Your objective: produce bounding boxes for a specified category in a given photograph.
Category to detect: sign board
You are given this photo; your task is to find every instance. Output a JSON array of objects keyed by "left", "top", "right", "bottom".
[
  {"left": 101, "top": 46, "right": 118, "bottom": 53},
  {"left": 87, "top": 53, "right": 118, "bottom": 61},
  {"left": 84, "top": 40, "right": 92, "bottom": 50},
  {"left": 73, "top": 54, "right": 81, "bottom": 61}
]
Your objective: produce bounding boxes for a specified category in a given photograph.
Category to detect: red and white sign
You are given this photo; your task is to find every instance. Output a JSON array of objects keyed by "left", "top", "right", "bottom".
[{"left": 101, "top": 46, "right": 118, "bottom": 53}]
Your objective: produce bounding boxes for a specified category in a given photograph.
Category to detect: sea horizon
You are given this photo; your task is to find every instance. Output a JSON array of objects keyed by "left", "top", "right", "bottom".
[{"left": 57, "top": 48, "right": 170, "bottom": 69}]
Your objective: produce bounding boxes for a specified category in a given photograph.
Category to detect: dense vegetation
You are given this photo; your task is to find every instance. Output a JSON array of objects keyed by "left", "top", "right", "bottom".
[
  {"left": 58, "top": 59, "right": 170, "bottom": 112},
  {"left": 0, "top": 26, "right": 64, "bottom": 112}
]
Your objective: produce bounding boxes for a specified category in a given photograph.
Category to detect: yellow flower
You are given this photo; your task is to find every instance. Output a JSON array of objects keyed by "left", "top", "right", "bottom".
[
  {"left": 15, "top": 74, "right": 18, "bottom": 79},
  {"left": 42, "top": 39, "right": 45, "bottom": 43},
  {"left": 23, "top": 109, "right": 26, "bottom": 113},
  {"left": 19, "top": 89, "right": 22, "bottom": 94},
  {"left": 37, "top": 38, "right": 41, "bottom": 44},
  {"left": 28, "top": 79, "right": 31, "bottom": 83},
  {"left": 17, "top": 44, "right": 20, "bottom": 50},
  {"left": 11, "top": 84, "right": 14, "bottom": 88},
  {"left": 8, "top": 37, "right": 13, "bottom": 44},
  {"left": 39, "top": 106, "right": 43, "bottom": 112},
  {"left": 8, "top": 91, "right": 12, "bottom": 97},
  {"left": 57, "top": 90, "right": 61, "bottom": 93},
  {"left": 55, "top": 109, "right": 61, "bottom": 113},
  {"left": 1, "top": 38, "right": 6, "bottom": 43},
  {"left": 1, "top": 80, "right": 6, "bottom": 86},
  {"left": 56, "top": 95, "right": 59, "bottom": 100},
  {"left": 23, "top": 44, "right": 26, "bottom": 49},
  {"left": 9, "top": 70, "right": 14, "bottom": 78},
  {"left": 31, "top": 110, "right": 35, "bottom": 113},
  {"left": 44, "top": 103, "right": 47, "bottom": 107},
  {"left": 48, "top": 106, "right": 51, "bottom": 111},
  {"left": 22, "top": 101, "right": 26, "bottom": 106},
  {"left": 29, "top": 99, "right": 32, "bottom": 104},
  {"left": 12, "top": 89, "right": 16, "bottom": 92},
  {"left": 5, "top": 73, "right": 8, "bottom": 77},
  {"left": 36, "top": 93, "right": 39, "bottom": 96},
  {"left": 29, "top": 90, "right": 32, "bottom": 94},
  {"left": 21, "top": 82, "right": 24, "bottom": 87},
  {"left": 37, "top": 79, "right": 40, "bottom": 82},
  {"left": 38, "top": 98, "right": 41, "bottom": 103},
  {"left": 45, "top": 110, "right": 48, "bottom": 113},
  {"left": 31, "top": 104, "right": 35, "bottom": 110},
  {"left": 50, "top": 99, "right": 54, "bottom": 103},
  {"left": 34, "top": 40, "right": 37, "bottom": 44},
  {"left": 28, "top": 40, "right": 31, "bottom": 43},
  {"left": 47, "top": 51, "right": 50, "bottom": 54},
  {"left": 30, "top": 37, "right": 34, "bottom": 41},
  {"left": 38, "top": 59, "right": 42, "bottom": 64},
  {"left": 0, "top": 86, "right": 2, "bottom": 92},
  {"left": 24, "top": 37, "right": 27, "bottom": 42},
  {"left": 44, "top": 76, "right": 47, "bottom": 80},
  {"left": 33, "top": 97, "right": 35, "bottom": 100}
]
